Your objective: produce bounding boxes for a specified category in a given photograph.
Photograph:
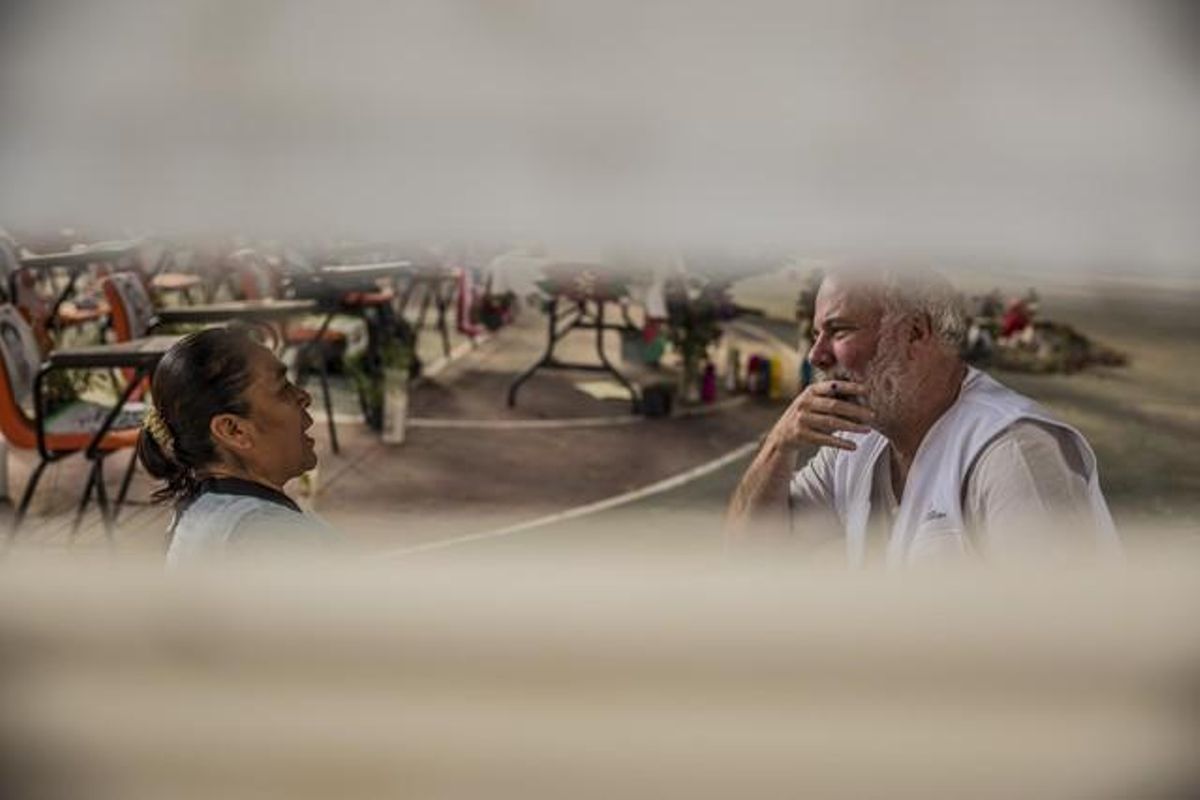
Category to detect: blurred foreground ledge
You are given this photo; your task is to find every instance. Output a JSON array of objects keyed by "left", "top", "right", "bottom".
[{"left": 0, "top": 552, "right": 1198, "bottom": 800}]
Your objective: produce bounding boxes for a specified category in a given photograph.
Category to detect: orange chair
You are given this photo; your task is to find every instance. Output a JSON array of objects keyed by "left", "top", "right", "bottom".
[
  {"left": 140, "top": 239, "right": 204, "bottom": 304},
  {"left": 0, "top": 231, "right": 109, "bottom": 345},
  {"left": 101, "top": 271, "right": 158, "bottom": 342},
  {"left": 0, "top": 305, "right": 143, "bottom": 540}
]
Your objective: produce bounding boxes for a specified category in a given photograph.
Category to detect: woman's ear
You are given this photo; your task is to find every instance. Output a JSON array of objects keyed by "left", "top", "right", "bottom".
[{"left": 210, "top": 413, "right": 254, "bottom": 455}]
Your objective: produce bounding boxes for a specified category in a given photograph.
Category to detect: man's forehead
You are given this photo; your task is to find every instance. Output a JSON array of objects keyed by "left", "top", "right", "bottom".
[{"left": 815, "top": 275, "right": 882, "bottom": 321}]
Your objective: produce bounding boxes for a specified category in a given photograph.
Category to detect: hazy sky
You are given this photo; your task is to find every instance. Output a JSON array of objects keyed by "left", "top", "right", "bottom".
[{"left": 1, "top": 0, "right": 1198, "bottom": 277}]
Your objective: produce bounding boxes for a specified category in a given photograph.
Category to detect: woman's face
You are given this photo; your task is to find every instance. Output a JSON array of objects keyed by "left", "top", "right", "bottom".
[{"left": 238, "top": 344, "right": 317, "bottom": 487}]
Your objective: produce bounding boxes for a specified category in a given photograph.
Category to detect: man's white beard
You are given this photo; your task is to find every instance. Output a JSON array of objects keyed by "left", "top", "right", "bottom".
[{"left": 816, "top": 327, "right": 910, "bottom": 430}]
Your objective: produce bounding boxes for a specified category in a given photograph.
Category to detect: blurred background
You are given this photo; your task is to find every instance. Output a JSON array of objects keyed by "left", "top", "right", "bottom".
[
  {"left": 0, "top": 0, "right": 1195, "bottom": 552},
  {"left": 0, "top": 3, "right": 1198, "bottom": 796}
]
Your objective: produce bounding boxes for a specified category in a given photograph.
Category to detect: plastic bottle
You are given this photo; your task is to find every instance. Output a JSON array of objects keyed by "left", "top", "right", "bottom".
[
  {"left": 381, "top": 367, "right": 409, "bottom": 445},
  {"left": 746, "top": 355, "right": 761, "bottom": 395},
  {"left": 758, "top": 357, "right": 772, "bottom": 397},
  {"left": 725, "top": 347, "right": 740, "bottom": 392},
  {"left": 768, "top": 355, "right": 783, "bottom": 399}
]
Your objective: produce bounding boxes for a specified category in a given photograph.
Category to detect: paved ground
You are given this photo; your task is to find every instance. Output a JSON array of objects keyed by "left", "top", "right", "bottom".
[
  {"left": 5, "top": 269, "right": 1197, "bottom": 558},
  {"left": 394, "top": 271, "right": 1200, "bottom": 561},
  {"left": 2, "top": 297, "right": 791, "bottom": 554}
]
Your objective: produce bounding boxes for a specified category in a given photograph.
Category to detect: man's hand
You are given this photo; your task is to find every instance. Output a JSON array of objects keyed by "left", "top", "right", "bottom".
[
  {"left": 764, "top": 380, "right": 876, "bottom": 454},
  {"left": 726, "top": 380, "right": 875, "bottom": 540}
]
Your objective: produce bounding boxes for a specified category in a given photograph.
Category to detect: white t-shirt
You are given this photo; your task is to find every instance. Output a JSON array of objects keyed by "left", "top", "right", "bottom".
[
  {"left": 789, "top": 420, "right": 1103, "bottom": 563},
  {"left": 166, "top": 479, "right": 339, "bottom": 566}
]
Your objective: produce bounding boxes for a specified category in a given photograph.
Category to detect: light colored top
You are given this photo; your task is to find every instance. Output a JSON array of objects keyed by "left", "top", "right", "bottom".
[
  {"left": 166, "top": 489, "right": 339, "bottom": 566},
  {"left": 789, "top": 369, "right": 1118, "bottom": 566}
]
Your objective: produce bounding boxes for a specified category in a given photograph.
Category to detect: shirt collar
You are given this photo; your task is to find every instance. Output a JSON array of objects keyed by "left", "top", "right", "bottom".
[{"left": 189, "top": 475, "right": 302, "bottom": 514}]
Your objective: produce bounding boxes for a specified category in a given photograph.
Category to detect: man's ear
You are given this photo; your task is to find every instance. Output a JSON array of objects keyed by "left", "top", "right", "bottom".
[
  {"left": 908, "top": 312, "right": 934, "bottom": 345},
  {"left": 210, "top": 413, "right": 254, "bottom": 455}
]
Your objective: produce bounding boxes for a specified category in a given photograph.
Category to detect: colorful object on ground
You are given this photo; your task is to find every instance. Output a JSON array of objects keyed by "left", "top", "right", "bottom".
[
  {"left": 768, "top": 355, "right": 783, "bottom": 399},
  {"left": 1001, "top": 299, "right": 1031, "bottom": 338},
  {"left": 701, "top": 363, "right": 717, "bottom": 403}
]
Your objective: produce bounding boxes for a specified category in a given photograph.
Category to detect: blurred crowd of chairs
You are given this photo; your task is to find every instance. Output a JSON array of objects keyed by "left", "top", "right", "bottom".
[{"left": 0, "top": 227, "right": 467, "bottom": 543}]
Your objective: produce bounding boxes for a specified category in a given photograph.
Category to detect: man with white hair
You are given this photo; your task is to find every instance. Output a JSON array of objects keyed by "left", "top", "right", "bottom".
[{"left": 726, "top": 268, "right": 1120, "bottom": 566}]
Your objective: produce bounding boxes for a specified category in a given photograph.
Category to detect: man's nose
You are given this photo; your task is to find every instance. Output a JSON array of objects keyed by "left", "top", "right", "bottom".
[
  {"left": 808, "top": 332, "right": 834, "bottom": 370},
  {"left": 299, "top": 388, "right": 312, "bottom": 408}
]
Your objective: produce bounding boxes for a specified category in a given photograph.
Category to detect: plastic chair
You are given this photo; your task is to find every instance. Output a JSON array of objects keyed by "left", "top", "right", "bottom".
[
  {"left": 140, "top": 239, "right": 204, "bottom": 304},
  {"left": 0, "top": 231, "right": 110, "bottom": 348},
  {"left": 101, "top": 271, "right": 157, "bottom": 342},
  {"left": 0, "top": 305, "right": 143, "bottom": 541}
]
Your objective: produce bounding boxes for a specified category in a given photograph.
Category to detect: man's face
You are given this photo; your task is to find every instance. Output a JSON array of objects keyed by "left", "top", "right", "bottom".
[
  {"left": 809, "top": 277, "right": 911, "bottom": 425},
  {"left": 809, "top": 277, "right": 883, "bottom": 377}
]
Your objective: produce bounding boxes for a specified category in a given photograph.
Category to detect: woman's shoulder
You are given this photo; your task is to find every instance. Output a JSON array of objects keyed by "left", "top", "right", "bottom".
[
  {"left": 228, "top": 502, "right": 336, "bottom": 547},
  {"left": 167, "top": 493, "right": 284, "bottom": 563},
  {"left": 167, "top": 490, "right": 335, "bottom": 565}
]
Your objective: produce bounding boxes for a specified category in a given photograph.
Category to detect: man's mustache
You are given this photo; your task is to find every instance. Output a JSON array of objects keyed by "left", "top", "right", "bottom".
[{"left": 815, "top": 368, "right": 862, "bottom": 384}]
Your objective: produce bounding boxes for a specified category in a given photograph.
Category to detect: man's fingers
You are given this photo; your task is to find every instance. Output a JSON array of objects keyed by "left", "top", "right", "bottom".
[
  {"left": 772, "top": 414, "right": 860, "bottom": 452},
  {"left": 809, "top": 395, "right": 876, "bottom": 424},
  {"left": 801, "top": 410, "right": 871, "bottom": 436},
  {"left": 814, "top": 379, "right": 868, "bottom": 397}
]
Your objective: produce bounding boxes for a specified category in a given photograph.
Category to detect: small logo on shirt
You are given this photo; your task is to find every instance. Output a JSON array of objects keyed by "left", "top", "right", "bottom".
[{"left": 923, "top": 509, "right": 948, "bottom": 522}]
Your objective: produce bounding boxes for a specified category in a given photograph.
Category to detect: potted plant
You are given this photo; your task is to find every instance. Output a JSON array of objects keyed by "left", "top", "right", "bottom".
[
  {"left": 663, "top": 276, "right": 736, "bottom": 403},
  {"left": 348, "top": 334, "right": 415, "bottom": 439}
]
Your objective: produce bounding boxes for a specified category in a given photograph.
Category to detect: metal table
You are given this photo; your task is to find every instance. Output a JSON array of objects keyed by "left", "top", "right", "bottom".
[
  {"left": 393, "top": 264, "right": 458, "bottom": 357},
  {"left": 17, "top": 240, "right": 142, "bottom": 332},
  {"left": 507, "top": 290, "right": 642, "bottom": 413},
  {"left": 288, "top": 263, "right": 417, "bottom": 439},
  {"left": 316, "top": 260, "right": 413, "bottom": 284},
  {"left": 155, "top": 298, "right": 318, "bottom": 326}
]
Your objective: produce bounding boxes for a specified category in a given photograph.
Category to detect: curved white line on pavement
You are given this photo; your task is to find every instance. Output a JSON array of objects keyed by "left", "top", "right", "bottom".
[
  {"left": 380, "top": 438, "right": 760, "bottom": 559},
  {"left": 405, "top": 396, "right": 748, "bottom": 430},
  {"left": 421, "top": 334, "right": 489, "bottom": 379}
]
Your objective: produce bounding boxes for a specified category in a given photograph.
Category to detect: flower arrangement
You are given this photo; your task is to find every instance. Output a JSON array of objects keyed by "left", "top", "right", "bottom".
[{"left": 663, "top": 275, "right": 737, "bottom": 368}]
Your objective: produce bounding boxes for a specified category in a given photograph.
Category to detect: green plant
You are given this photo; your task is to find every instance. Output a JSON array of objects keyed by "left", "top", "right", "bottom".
[
  {"left": 40, "top": 369, "right": 100, "bottom": 416},
  {"left": 663, "top": 276, "right": 735, "bottom": 367},
  {"left": 347, "top": 335, "right": 415, "bottom": 431}
]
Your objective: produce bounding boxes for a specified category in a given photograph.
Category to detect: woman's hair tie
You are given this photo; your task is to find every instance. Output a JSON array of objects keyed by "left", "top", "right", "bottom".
[{"left": 143, "top": 404, "right": 176, "bottom": 459}]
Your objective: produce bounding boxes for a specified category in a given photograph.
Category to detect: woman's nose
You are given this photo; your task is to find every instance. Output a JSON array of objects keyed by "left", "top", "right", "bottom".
[{"left": 298, "top": 387, "right": 312, "bottom": 408}]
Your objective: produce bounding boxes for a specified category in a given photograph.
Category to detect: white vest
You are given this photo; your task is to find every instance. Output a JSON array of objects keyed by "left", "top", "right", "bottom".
[{"left": 831, "top": 368, "right": 1119, "bottom": 568}]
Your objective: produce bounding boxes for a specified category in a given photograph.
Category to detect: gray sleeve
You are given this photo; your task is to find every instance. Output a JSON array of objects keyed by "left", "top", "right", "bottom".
[{"left": 964, "top": 420, "right": 1101, "bottom": 559}]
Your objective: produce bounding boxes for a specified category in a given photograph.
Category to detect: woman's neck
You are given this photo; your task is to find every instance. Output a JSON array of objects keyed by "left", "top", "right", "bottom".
[{"left": 202, "top": 465, "right": 283, "bottom": 493}]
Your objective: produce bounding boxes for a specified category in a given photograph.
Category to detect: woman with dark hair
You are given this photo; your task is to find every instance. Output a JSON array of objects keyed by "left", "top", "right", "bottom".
[{"left": 139, "top": 326, "right": 338, "bottom": 564}]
